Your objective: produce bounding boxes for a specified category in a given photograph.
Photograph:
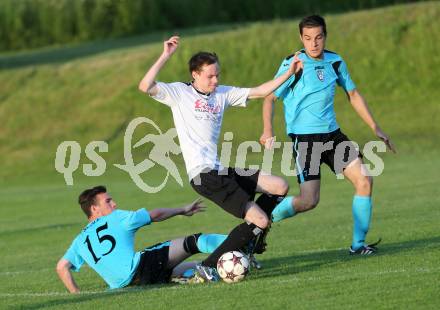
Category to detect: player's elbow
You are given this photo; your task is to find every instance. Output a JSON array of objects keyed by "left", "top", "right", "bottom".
[
  {"left": 56, "top": 265, "right": 64, "bottom": 278},
  {"left": 148, "top": 209, "right": 164, "bottom": 222},
  {"left": 139, "top": 82, "right": 157, "bottom": 96},
  {"left": 56, "top": 259, "right": 69, "bottom": 274},
  {"left": 347, "top": 89, "right": 360, "bottom": 101},
  {"left": 138, "top": 82, "right": 147, "bottom": 93},
  {"left": 264, "top": 93, "right": 276, "bottom": 103},
  {"left": 56, "top": 260, "right": 63, "bottom": 271}
]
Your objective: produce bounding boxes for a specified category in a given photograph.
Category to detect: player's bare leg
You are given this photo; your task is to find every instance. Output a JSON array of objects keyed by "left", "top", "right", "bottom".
[
  {"left": 167, "top": 234, "right": 227, "bottom": 282},
  {"left": 343, "top": 158, "right": 373, "bottom": 196},
  {"left": 343, "top": 158, "right": 379, "bottom": 254},
  {"left": 271, "top": 180, "right": 320, "bottom": 222},
  {"left": 244, "top": 202, "right": 270, "bottom": 229},
  {"left": 256, "top": 174, "right": 289, "bottom": 196}
]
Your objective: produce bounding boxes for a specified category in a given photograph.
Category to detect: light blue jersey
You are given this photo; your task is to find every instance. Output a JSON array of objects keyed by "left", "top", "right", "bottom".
[
  {"left": 63, "top": 209, "right": 151, "bottom": 289},
  {"left": 274, "top": 50, "right": 356, "bottom": 134}
]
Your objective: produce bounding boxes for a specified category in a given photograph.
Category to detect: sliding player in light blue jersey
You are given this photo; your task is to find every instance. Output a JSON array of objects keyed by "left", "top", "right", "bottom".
[
  {"left": 260, "top": 15, "right": 396, "bottom": 255},
  {"left": 56, "top": 186, "right": 227, "bottom": 293}
]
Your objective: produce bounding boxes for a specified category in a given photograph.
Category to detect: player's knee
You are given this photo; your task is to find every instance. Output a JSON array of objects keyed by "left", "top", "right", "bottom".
[
  {"left": 302, "top": 196, "right": 320, "bottom": 211},
  {"left": 277, "top": 179, "right": 289, "bottom": 196},
  {"left": 254, "top": 215, "right": 269, "bottom": 229},
  {"left": 266, "top": 177, "right": 289, "bottom": 196},
  {"left": 356, "top": 176, "right": 372, "bottom": 195},
  {"left": 306, "top": 199, "right": 319, "bottom": 210}
]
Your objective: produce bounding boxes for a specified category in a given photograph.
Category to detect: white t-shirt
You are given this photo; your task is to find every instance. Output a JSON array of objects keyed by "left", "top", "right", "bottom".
[{"left": 150, "top": 82, "right": 250, "bottom": 180}]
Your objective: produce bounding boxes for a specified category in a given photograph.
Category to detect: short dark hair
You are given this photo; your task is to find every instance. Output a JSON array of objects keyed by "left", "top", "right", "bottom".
[
  {"left": 299, "top": 15, "right": 327, "bottom": 36},
  {"left": 188, "top": 52, "right": 219, "bottom": 74},
  {"left": 78, "top": 185, "right": 107, "bottom": 218}
]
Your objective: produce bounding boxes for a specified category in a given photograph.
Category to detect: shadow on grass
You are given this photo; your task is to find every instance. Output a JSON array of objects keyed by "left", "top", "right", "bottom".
[
  {"left": 0, "top": 23, "right": 246, "bottom": 70},
  {"left": 13, "top": 285, "right": 168, "bottom": 310},
  {"left": 252, "top": 235, "right": 440, "bottom": 280}
]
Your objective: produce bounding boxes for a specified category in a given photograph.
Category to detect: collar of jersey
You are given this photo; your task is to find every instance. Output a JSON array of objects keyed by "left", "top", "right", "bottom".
[
  {"left": 191, "top": 83, "right": 211, "bottom": 97},
  {"left": 301, "top": 51, "right": 327, "bottom": 63}
]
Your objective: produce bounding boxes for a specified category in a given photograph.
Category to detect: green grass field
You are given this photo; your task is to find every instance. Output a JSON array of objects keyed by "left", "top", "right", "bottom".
[
  {"left": 2, "top": 153, "right": 439, "bottom": 309},
  {"left": 1, "top": 2, "right": 440, "bottom": 309}
]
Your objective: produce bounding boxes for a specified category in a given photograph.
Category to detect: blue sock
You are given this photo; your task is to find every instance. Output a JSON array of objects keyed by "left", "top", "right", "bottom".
[
  {"left": 197, "top": 234, "right": 227, "bottom": 253},
  {"left": 352, "top": 195, "right": 372, "bottom": 250},
  {"left": 271, "top": 196, "right": 295, "bottom": 222},
  {"left": 182, "top": 268, "right": 195, "bottom": 278}
]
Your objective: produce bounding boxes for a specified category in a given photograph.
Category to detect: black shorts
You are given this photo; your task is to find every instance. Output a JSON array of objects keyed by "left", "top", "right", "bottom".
[
  {"left": 289, "top": 129, "right": 361, "bottom": 184},
  {"left": 190, "top": 167, "right": 260, "bottom": 219},
  {"left": 130, "top": 242, "right": 173, "bottom": 286}
]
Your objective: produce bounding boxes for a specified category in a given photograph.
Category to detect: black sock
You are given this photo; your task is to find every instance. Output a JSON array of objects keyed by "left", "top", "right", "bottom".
[
  {"left": 183, "top": 233, "right": 202, "bottom": 255},
  {"left": 255, "top": 194, "right": 286, "bottom": 217},
  {"left": 252, "top": 194, "right": 286, "bottom": 254},
  {"left": 202, "top": 223, "right": 263, "bottom": 268}
]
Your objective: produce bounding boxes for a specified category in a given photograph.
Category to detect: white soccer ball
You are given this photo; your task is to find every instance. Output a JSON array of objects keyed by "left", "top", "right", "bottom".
[{"left": 216, "top": 251, "right": 249, "bottom": 283}]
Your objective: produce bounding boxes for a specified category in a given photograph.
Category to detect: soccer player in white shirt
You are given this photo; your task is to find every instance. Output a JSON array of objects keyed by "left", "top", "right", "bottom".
[{"left": 138, "top": 36, "right": 302, "bottom": 281}]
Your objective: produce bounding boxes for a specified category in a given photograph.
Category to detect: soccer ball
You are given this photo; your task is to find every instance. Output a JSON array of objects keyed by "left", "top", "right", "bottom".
[{"left": 216, "top": 251, "right": 249, "bottom": 283}]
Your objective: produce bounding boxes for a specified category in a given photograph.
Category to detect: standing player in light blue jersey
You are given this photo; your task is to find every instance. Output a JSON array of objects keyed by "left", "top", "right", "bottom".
[
  {"left": 56, "top": 186, "right": 227, "bottom": 293},
  {"left": 260, "top": 15, "right": 396, "bottom": 255}
]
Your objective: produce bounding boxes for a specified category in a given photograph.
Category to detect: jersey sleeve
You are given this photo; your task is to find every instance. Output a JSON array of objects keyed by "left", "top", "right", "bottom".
[
  {"left": 224, "top": 86, "right": 250, "bottom": 107},
  {"left": 118, "top": 209, "right": 152, "bottom": 231},
  {"left": 63, "top": 241, "right": 84, "bottom": 272},
  {"left": 150, "top": 82, "right": 181, "bottom": 107},
  {"left": 336, "top": 60, "right": 356, "bottom": 92},
  {"left": 273, "top": 59, "right": 295, "bottom": 99}
]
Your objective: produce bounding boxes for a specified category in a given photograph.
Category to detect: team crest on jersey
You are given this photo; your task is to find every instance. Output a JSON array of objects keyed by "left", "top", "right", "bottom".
[
  {"left": 315, "top": 66, "right": 325, "bottom": 81},
  {"left": 194, "top": 98, "right": 221, "bottom": 114}
]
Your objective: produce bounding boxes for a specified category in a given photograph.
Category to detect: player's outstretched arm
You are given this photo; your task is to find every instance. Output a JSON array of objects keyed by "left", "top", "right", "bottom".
[
  {"left": 138, "top": 36, "right": 180, "bottom": 96},
  {"left": 56, "top": 258, "right": 80, "bottom": 294},
  {"left": 149, "top": 199, "right": 206, "bottom": 222},
  {"left": 260, "top": 93, "right": 277, "bottom": 149},
  {"left": 347, "top": 89, "right": 396, "bottom": 153},
  {"left": 248, "top": 53, "right": 302, "bottom": 99}
]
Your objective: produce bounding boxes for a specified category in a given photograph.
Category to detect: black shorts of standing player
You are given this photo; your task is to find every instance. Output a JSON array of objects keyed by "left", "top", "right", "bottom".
[
  {"left": 289, "top": 129, "right": 362, "bottom": 184},
  {"left": 190, "top": 167, "right": 260, "bottom": 219},
  {"left": 130, "top": 242, "right": 173, "bottom": 286}
]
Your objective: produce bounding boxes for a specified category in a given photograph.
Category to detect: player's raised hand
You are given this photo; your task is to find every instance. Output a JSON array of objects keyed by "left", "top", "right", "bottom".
[
  {"left": 288, "top": 51, "right": 303, "bottom": 75},
  {"left": 182, "top": 198, "right": 206, "bottom": 216},
  {"left": 375, "top": 126, "right": 396, "bottom": 153},
  {"left": 162, "top": 36, "right": 180, "bottom": 58}
]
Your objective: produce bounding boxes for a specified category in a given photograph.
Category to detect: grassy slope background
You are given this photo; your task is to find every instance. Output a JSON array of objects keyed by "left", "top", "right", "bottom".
[
  {"left": 1, "top": 2, "right": 439, "bottom": 309},
  {"left": 0, "top": 2, "right": 439, "bottom": 182}
]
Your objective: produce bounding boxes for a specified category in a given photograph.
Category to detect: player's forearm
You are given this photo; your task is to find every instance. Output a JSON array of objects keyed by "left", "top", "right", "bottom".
[
  {"left": 149, "top": 207, "right": 184, "bottom": 222},
  {"left": 349, "top": 91, "right": 377, "bottom": 131},
  {"left": 262, "top": 94, "right": 275, "bottom": 133},
  {"left": 249, "top": 70, "right": 293, "bottom": 99},
  {"left": 138, "top": 53, "right": 169, "bottom": 94},
  {"left": 57, "top": 267, "right": 80, "bottom": 294}
]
